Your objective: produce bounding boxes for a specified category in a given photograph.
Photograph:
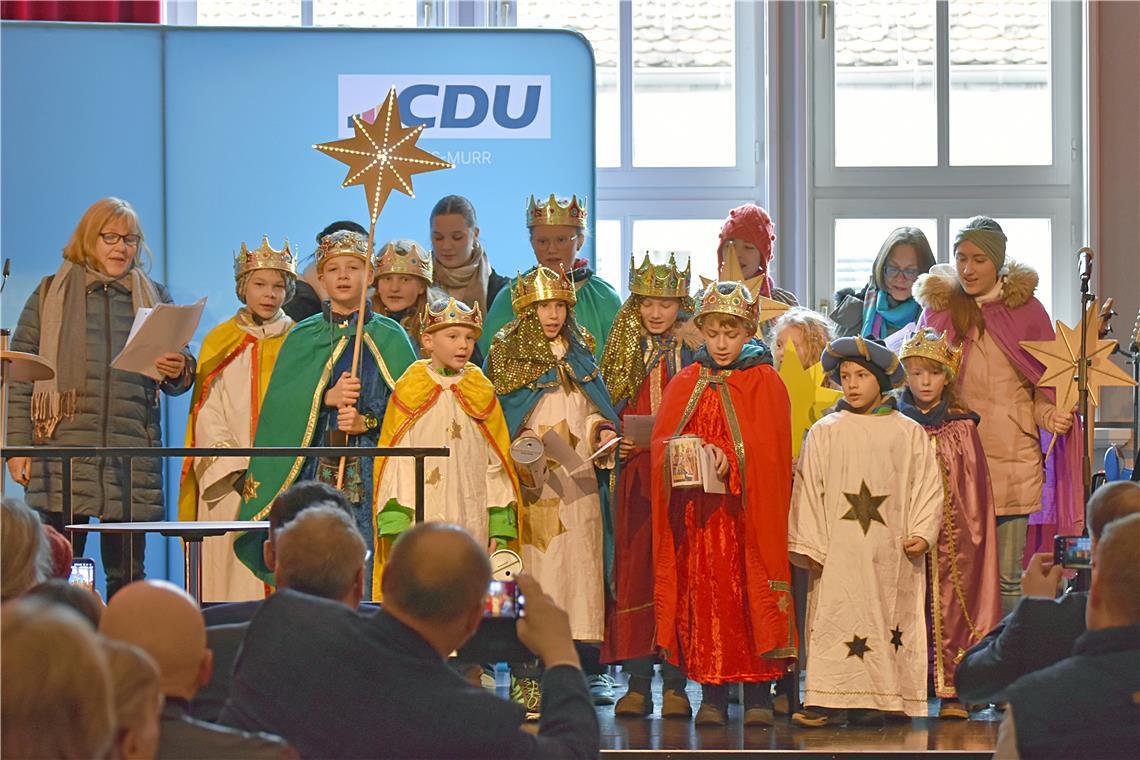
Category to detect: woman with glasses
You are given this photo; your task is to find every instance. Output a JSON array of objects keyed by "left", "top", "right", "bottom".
[
  {"left": 5, "top": 197, "right": 196, "bottom": 599},
  {"left": 831, "top": 227, "right": 935, "bottom": 340}
]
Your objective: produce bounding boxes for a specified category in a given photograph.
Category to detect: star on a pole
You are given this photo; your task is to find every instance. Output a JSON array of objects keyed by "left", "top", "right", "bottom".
[
  {"left": 314, "top": 86, "right": 453, "bottom": 224},
  {"left": 842, "top": 480, "right": 889, "bottom": 535},
  {"left": 890, "top": 625, "right": 904, "bottom": 652},
  {"left": 845, "top": 634, "right": 871, "bottom": 660},
  {"left": 779, "top": 342, "right": 842, "bottom": 459}
]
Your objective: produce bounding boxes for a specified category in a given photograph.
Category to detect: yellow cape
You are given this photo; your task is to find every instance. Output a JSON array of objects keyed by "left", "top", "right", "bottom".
[
  {"left": 177, "top": 315, "right": 290, "bottom": 522},
  {"left": 371, "top": 360, "right": 522, "bottom": 595}
]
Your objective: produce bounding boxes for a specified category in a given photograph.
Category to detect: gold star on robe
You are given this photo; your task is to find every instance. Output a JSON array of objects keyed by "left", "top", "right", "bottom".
[
  {"left": 779, "top": 342, "right": 843, "bottom": 459},
  {"left": 448, "top": 420, "right": 463, "bottom": 440},
  {"left": 538, "top": 420, "right": 580, "bottom": 470},
  {"left": 777, "top": 593, "right": 790, "bottom": 614},
  {"left": 842, "top": 480, "right": 889, "bottom": 535},
  {"left": 424, "top": 467, "right": 442, "bottom": 486},
  {"left": 314, "top": 86, "right": 453, "bottom": 224},
  {"left": 845, "top": 634, "right": 871, "bottom": 660},
  {"left": 241, "top": 475, "right": 260, "bottom": 503},
  {"left": 520, "top": 498, "right": 566, "bottom": 553}
]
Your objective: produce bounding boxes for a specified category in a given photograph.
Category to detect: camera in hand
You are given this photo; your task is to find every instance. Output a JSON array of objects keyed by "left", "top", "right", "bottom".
[
  {"left": 1054, "top": 534, "right": 1092, "bottom": 569},
  {"left": 458, "top": 578, "right": 533, "bottom": 662},
  {"left": 68, "top": 558, "right": 96, "bottom": 592},
  {"left": 484, "top": 580, "right": 525, "bottom": 618}
]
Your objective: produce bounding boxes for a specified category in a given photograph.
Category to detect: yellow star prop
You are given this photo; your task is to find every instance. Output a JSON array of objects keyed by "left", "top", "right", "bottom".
[
  {"left": 698, "top": 275, "right": 790, "bottom": 331},
  {"left": 1020, "top": 299, "right": 1135, "bottom": 412},
  {"left": 313, "top": 86, "right": 453, "bottom": 224},
  {"left": 778, "top": 342, "right": 842, "bottom": 459}
]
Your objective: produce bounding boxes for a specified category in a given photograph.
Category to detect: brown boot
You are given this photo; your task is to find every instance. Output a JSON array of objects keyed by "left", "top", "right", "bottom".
[
  {"left": 694, "top": 702, "right": 727, "bottom": 726},
  {"left": 661, "top": 687, "right": 693, "bottom": 718},
  {"left": 614, "top": 677, "right": 653, "bottom": 717}
]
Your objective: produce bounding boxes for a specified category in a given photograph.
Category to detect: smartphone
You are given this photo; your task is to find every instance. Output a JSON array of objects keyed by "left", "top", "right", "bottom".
[
  {"left": 1053, "top": 535, "right": 1092, "bottom": 569},
  {"left": 68, "top": 558, "right": 96, "bottom": 592},
  {"left": 483, "top": 580, "right": 525, "bottom": 618}
]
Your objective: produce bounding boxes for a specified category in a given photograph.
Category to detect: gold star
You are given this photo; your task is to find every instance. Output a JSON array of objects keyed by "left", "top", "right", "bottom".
[
  {"left": 241, "top": 475, "right": 260, "bottom": 502},
  {"left": 538, "top": 421, "right": 580, "bottom": 450},
  {"left": 777, "top": 593, "right": 790, "bottom": 614},
  {"left": 314, "top": 87, "right": 453, "bottom": 224},
  {"left": 520, "top": 497, "right": 567, "bottom": 553},
  {"left": 778, "top": 342, "right": 843, "bottom": 459},
  {"left": 424, "top": 467, "right": 442, "bottom": 486},
  {"left": 448, "top": 420, "right": 463, "bottom": 440},
  {"left": 845, "top": 633, "right": 871, "bottom": 660},
  {"left": 842, "top": 480, "right": 888, "bottom": 535}
]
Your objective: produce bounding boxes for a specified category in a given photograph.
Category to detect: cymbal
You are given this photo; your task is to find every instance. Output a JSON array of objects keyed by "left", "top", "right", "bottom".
[{"left": 0, "top": 350, "right": 55, "bottom": 382}]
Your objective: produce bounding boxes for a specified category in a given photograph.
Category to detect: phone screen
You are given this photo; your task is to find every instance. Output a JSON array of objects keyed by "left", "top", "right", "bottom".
[
  {"left": 484, "top": 580, "right": 524, "bottom": 618},
  {"left": 1055, "top": 535, "right": 1092, "bottom": 569},
  {"left": 68, "top": 559, "right": 96, "bottom": 592}
]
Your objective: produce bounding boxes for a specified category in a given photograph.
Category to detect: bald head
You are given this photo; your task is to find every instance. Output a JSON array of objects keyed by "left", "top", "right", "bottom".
[
  {"left": 99, "top": 580, "right": 208, "bottom": 698},
  {"left": 1088, "top": 481, "right": 1140, "bottom": 541},
  {"left": 382, "top": 523, "right": 491, "bottom": 623}
]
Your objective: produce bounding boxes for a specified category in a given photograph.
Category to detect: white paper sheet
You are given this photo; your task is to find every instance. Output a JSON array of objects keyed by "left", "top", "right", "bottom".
[
  {"left": 622, "top": 414, "right": 655, "bottom": 448},
  {"left": 111, "top": 298, "right": 206, "bottom": 380}
]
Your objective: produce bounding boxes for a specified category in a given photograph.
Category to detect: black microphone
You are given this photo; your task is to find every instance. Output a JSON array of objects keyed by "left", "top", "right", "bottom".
[
  {"left": 1077, "top": 247, "right": 1094, "bottom": 284},
  {"left": 1, "top": 258, "right": 9, "bottom": 294}
]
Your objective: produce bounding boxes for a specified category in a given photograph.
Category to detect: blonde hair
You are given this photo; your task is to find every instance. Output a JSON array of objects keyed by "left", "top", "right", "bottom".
[
  {"left": 901, "top": 355, "right": 968, "bottom": 412},
  {"left": 1, "top": 497, "right": 51, "bottom": 601},
  {"left": 1, "top": 599, "right": 115, "bottom": 759},
  {"left": 696, "top": 312, "right": 750, "bottom": 331},
  {"left": 101, "top": 639, "right": 162, "bottom": 741},
  {"left": 62, "top": 197, "right": 152, "bottom": 274},
  {"left": 773, "top": 307, "right": 835, "bottom": 366}
]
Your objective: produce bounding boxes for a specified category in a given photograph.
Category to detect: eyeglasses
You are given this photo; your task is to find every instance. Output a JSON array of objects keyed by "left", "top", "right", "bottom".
[
  {"left": 531, "top": 234, "right": 579, "bottom": 250},
  {"left": 883, "top": 265, "right": 921, "bottom": 281},
  {"left": 99, "top": 232, "right": 142, "bottom": 247}
]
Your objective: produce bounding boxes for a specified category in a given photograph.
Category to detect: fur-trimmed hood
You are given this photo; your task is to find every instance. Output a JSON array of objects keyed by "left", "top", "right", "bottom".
[{"left": 912, "top": 259, "right": 1039, "bottom": 312}]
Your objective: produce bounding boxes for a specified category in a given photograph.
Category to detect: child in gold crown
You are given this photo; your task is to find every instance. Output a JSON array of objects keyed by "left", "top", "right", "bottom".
[
  {"left": 486, "top": 265, "right": 620, "bottom": 719},
  {"left": 370, "top": 238, "right": 448, "bottom": 349},
  {"left": 651, "top": 281, "right": 797, "bottom": 726},
  {"left": 897, "top": 327, "right": 1001, "bottom": 719},
  {"left": 178, "top": 237, "right": 297, "bottom": 601}
]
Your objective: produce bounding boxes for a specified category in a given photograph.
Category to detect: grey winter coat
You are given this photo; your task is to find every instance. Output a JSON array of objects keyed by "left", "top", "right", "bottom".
[{"left": 6, "top": 274, "right": 195, "bottom": 520}]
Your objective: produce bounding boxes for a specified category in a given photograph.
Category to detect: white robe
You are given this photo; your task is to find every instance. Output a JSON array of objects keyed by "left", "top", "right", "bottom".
[
  {"left": 375, "top": 368, "right": 516, "bottom": 546},
  {"left": 789, "top": 409, "right": 942, "bottom": 716},
  {"left": 193, "top": 316, "right": 291, "bottom": 602}
]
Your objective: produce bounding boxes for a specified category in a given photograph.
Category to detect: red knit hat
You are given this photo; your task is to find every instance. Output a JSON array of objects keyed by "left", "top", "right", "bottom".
[
  {"left": 42, "top": 525, "right": 73, "bottom": 579},
  {"left": 717, "top": 203, "right": 776, "bottom": 295}
]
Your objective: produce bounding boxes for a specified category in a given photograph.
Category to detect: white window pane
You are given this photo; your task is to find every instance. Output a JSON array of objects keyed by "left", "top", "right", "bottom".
[
  {"left": 833, "top": 218, "right": 938, "bottom": 294},
  {"left": 950, "top": 217, "right": 1052, "bottom": 315},
  {"left": 632, "top": 219, "right": 724, "bottom": 295},
  {"left": 594, "top": 220, "right": 623, "bottom": 292},
  {"left": 314, "top": 0, "right": 418, "bottom": 27},
  {"left": 518, "top": 1, "right": 619, "bottom": 167},
  {"left": 632, "top": 0, "right": 735, "bottom": 167},
  {"left": 196, "top": 0, "right": 301, "bottom": 25},
  {"left": 949, "top": 0, "right": 1051, "bottom": 166},
  {"left": 834, "top": 0, "right": 937, "bottom": 167}
]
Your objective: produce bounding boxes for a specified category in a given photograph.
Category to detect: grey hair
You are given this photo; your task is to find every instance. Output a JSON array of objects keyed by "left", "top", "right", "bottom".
[
  {"left": 1, "top": 498, "right": 52, "bottom": 600},
  {"left": 273, "top": 506, "right": 365, "bottom": 601}
]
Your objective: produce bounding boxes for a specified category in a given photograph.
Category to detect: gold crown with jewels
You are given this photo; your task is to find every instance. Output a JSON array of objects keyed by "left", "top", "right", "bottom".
[
  {"left": 315, "top": 230, "right": 373, "bottom": 272},
  {"left": 510, "top": 265, "right": 577, "bottom": 311},
  {"left": 233, "top": 236, "right": 299, "bottom": 281},
  {"left": 695, "top": 280, "right": 759, "bottom": 331},
  {"left": 374, "top": 239, "right": 433, "bottom": 283},
  {"left": 421, "top": 297, "right": 483, "bottom": 338},
  {"left": 526, "top": 193, "right": 588, "bottom": 228},
  {"left": 629, "top": 251, "right": 690, "bottom": 298},
  {"left": 899, "top": 328, "right": 963, "bottom": 375}
]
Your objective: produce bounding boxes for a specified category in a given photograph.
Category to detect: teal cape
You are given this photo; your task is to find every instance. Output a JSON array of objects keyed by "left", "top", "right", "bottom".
[{"left": 477, "top": 264, "right": 622, "bottom": 362}]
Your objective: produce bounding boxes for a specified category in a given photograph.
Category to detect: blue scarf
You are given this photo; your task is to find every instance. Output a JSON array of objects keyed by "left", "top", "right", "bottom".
[{"left": 861, "top": 288, "right": 921, "bottom": 339}]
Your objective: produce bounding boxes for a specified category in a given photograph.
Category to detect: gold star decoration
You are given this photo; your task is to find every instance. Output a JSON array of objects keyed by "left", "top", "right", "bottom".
[
  {"left": 313, "top": 86, "right": 453, "bottom": 224},
  {"left": 890, "top": 625, "right": 904, "bottom": 652},
  {"left": 779, "top": 342, "right": 843, "bottom": 459},
  {"left": 520, "top": 497, "right": 567, "bottom": 553},
  {"left": 698, "top": 275, "right": 790, "bottom": 333},
  {"left": 241, "top": 475, "right": 260, "bottom": 503},
  {"left": 424, "top": 466, "right": 442, "bottom": 486},
  {"left": 777, "top": 593, "right": 790, "bottom": 614},
  {"left": 1020, "top": 298, "right": 1135, "bottom": 413},
  {"left": 842, "top": 480, "right": 889, "bottom": 535},
  {"left": 448, "top": 420, "right": 463, "bottom": 440},
  {"left": 845, "top": 634, "right": 872, "bottom": 660}
]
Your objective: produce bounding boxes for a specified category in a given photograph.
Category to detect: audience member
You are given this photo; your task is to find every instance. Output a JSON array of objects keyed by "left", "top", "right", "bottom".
[
  {"left": 43, "top": 522, "right": 74, "bottom": 578},
  {"left": 1, "top": 497, "right": 51, "bottom": 600},
  {"left": 222, "top": 522, "right": 599, "bottom": 759},
  {"left": 25, "top": 578, "right": 103, "bottom": 628},
  {"left": 995, "top": 513, "right": 1140, "bottom": 758},
  {"left": 956, "top": 480, "right": 1140, "bottom": 703},
  {"left": 191, "top": 506, "right": 366, "bottom": 721},
  {"left": 1, "top": 598, "right": 115, "bottom": 759},
  {"left": 100, "top": 580, "right": 293, "bottom": 759},
  {"left": 102, "top": 638, "right": 164, "bottom": 760}
]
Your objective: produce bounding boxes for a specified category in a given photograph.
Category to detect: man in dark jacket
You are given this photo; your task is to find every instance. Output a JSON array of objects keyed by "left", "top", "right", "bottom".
[
  {"left": 994, "top": 513, "right": 1140, "bottom": 759},
  {"left": 221, "top": 523, "right": 599, "bottom": 759}
]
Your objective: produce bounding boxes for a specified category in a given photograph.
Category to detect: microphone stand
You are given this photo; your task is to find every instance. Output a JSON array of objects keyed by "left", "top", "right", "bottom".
[{"left": 1076, "top": 247, "right": 1095, "bottom": 507}]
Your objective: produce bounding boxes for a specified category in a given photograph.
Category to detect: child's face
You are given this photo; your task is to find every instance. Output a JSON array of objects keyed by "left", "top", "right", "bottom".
[
  {"left": 376, "top": 274, "right": 426, "bottom": 313},
  {"left": 422, "top": 326, "right": 477, "bottom": 371},
  {"left": 955, "top": 240, "right": 999, "bottom": 296},
  {"left": 839, "top": 361, "right": 882, "bottom": 413},
  {"left": 244, "top": 270, "right": 288, "bottom": 320},
  {"left": 529, "top": 224, "right": 582, "bottom": 273},
  {"left": 904, "top": 358, "right": 949, "bottom": 409},
  {"left": 725, "top": 238, "right": 763, "bottom": 279},
  {"left": 774, "top": 325, "right": 807, "bottom": 369},
  {"left": 535, "top": 300, "right": 568, "bottom": 339},
  {"left": 319, "top": 256, "right": 371, "bottom": 311},
  {"left": 699, "top": 317, "right": 749, "bottom": 368},
  {"left": 638, "top": 297, "right": 682, "bottom": 335}
]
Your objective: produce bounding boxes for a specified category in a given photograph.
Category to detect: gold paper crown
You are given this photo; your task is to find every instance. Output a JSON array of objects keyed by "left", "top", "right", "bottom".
[
  {"left": 629, "top": 251, "right": 690, "bottom": 298},
  {"left": 510, "top": 266, "right": 577, "bottom": 312},
  {"left": 421, "top": 297, "right": 483, "bottom": 338},
  {"left": 316, "top": 230, "right": 373, "bottom": 272},
  {"left": 233, "top": 236, "right": 299, "bottom": 281},
  {"left": 374, "top": 239, "right": 433, "bottom": 283},
  {"left": 899, "top": 328, "right": 963, "bottom": 375},
  {"left": 695, "top": 280, "right": 759, "bottom": 331},
  {"left": 526, "top": 194, "right": 588, "bottom": 228}
]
